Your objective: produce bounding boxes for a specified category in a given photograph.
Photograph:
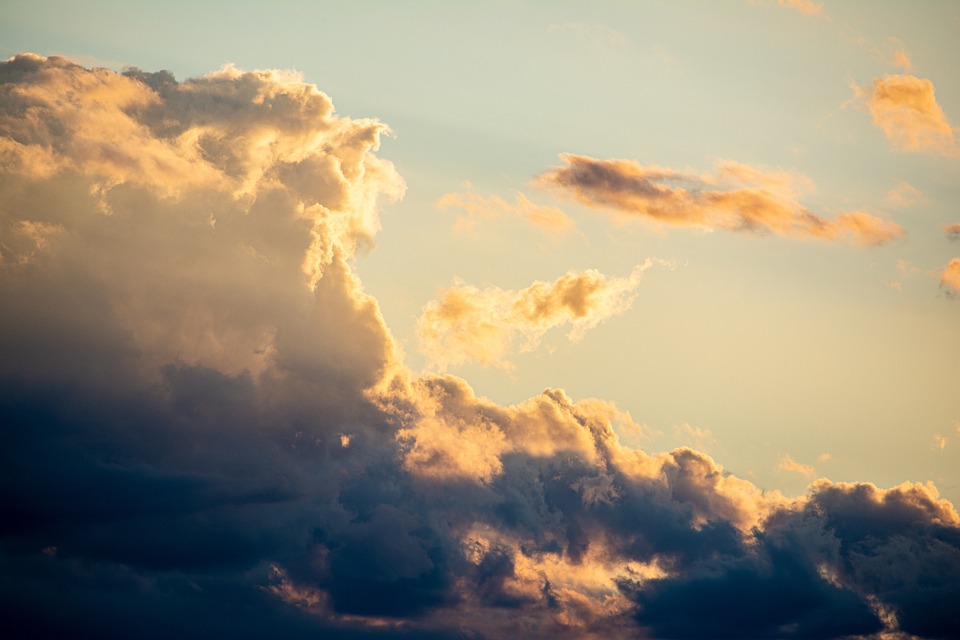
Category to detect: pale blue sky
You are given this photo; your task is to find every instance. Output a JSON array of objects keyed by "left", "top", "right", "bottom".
[{"left": 3, "top": 0, "right": 958, "bottom": 500}]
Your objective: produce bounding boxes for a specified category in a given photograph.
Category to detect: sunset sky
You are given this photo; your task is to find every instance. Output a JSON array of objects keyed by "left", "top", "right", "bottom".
[{"left": 2, "top": 2, "right": 959, "bottom": 639}]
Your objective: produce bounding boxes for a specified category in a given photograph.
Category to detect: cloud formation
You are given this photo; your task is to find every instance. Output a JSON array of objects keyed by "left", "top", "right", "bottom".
[
  {"left": 853, "top": 75, "right": 958, "bottom": 155},
  {"left": 416, "top": 263, "right": 656, "bottom": 370},
  {"left": 436, "top": 189, "right": 575, "bottom": 236},
  {"left": 536, "top": 154, "right": 903, "bottom": 245},
  {"left": 941, "top": 258, "right": 960, "bottom": 296},
  {"left": 946, "top": 223, "right": 960, "bottom": 241},
  {"left": 2, "top": 55, "right": 958, "bottom": 640},
  {"left": 777, "top": 0, "right": 825, "bottom": 17}
]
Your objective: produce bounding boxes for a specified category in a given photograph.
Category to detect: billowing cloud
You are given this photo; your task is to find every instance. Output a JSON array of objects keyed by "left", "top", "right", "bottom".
[
  {"left": 436, "top": 189, "right": 575, "bottom": 236},
  {"left": 536, "top": 154, "right": 903, "bottom": 245},
  {"left": 941, "top": 258, "right": 960, "bottom": 296},
  {"left": 416, "top": 262, "right": 657, "bottom": 370},
  {"left": 2, "top": 55, "right": 958, "bottom": 640},
  {"left": 946, "top": 223, "right": 960, "bottom": 241},
  {"left": 853, "top": 74, "right": 958, "bottom": 155}
]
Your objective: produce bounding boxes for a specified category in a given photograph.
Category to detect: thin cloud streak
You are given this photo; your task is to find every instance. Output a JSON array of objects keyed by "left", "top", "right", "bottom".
[
  {"left": 436, "top": 189, "right": 575, "bottom": 236},
  {"left": 536, "top": 154, "right": 903, "bottom": 246}
]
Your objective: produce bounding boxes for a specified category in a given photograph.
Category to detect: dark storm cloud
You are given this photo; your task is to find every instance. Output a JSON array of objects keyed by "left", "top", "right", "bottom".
[{"left": 1, "top": 54, "right": 958, "bottom": 639}]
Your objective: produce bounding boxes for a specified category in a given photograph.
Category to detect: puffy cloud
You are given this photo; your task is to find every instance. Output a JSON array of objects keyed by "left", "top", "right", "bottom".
[
  {"left": 853, "top": 74, "right": 958, "bottom": 155},
  {"left": 436, "top": 189, "right": 575, "bottom": 236},
  {"left": 536, "top": 154, "right": 903, "bottom": 245},
  {"left": 2, "top": 55, "right": 958, "bottom": 640},
  {"left": 941, "top": 258, "right": 960, "bottom": 296},
  {"left": 416, "top": 262, "right": 657, "bottom": 370},
  {"left": 946, "top": 223, "right": 960, "bottom": 241}
]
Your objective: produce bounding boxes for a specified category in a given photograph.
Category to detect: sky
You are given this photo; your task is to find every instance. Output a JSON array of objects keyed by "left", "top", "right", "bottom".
[{"left": 1, "top": 2, "right": 959, "bottom": 639}]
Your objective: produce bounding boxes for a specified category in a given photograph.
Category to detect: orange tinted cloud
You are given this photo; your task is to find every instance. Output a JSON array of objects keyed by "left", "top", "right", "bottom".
[
  {"left": 417, "top": 262, "right": 658, "bottom": 369},
  {"left": 853, "top": 75, "right": 958, "bottom": 155},
  {"left": 777, "top": 0, "right": 825, "bottom": 17},
  {"left": 941, "top": 258, "right": 960, "bottom": 296},
  {"left": 779, "top": 454, "right": 816, "bottom": 476},
  {"left": 436, "top": 189, "right": 575, "bottom": 236},
  {"left": 536, "top": 154, "right": 903, "bottom": 246},
  {"left": 946, "top": 224, "right": 960, "bottom": 241}
]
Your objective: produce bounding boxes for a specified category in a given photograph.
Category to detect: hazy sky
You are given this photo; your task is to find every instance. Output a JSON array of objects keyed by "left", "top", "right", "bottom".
[{"left": 2, "top": 2, "right": 959, "bottom": 639}]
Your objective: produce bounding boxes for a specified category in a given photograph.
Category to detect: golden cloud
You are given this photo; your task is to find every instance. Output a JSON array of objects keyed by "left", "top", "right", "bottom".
[
  {"left": 941, "top": 258, "right": 960, "bottom": 296},
  {"left": 416, "top": 262, "right": 658, "bottom": 369},
  {"left": 853, "top": 74, "right": 958, "bottom": 155},
  {"left": 536, "top": 154, "right": 903, "bottom": 246},
  {"left": 436, "top": 189, "right": 575, "bottom": 236}
]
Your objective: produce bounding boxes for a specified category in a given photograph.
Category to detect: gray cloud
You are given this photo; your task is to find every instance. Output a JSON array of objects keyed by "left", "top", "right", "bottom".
[{"left": 1, "top": 55, "right": 958, "bottom": 640}]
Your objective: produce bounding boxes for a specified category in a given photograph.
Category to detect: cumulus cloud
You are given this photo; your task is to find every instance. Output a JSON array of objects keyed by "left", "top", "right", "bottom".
[
  {"left": 436, "top": 188, "right": 575, "bottom": 236},
  {"left": 2, "top": 55, "right": 958, "bottom": 640},
  {"left": 416, "top": 262, "right": 657, "bottom": 370},
  {"left": 536, "top": 154, "right": 903, "bottom": 245},
  {"left": 852, "top": 74, "right": 958, "bottom": 155},
  {"left": 941, "top": 258, "right": 960, "bottom": 296},
  {"left": 946, "top": 223, "right": 960, "bottom": 241}
]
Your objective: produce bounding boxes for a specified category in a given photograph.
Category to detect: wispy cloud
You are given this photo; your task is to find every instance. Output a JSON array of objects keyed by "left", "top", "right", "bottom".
[
  {"left": 436, "top": 188, "right": 575, "bottom": 236},
  {"left": 536, "top": 154, "right": 903, "bottom": 246},
  {"left": 779, "top": 454, "right": 816, "bottom": 476},
  {"left": 777, "top": 0, "right": 826, "bottom": 17},
  {"left": 886, "top": 180, "right": 926, "bottom": 208},
  {"left": 852, "top": 75, "right": 958, "bottom": 156}
]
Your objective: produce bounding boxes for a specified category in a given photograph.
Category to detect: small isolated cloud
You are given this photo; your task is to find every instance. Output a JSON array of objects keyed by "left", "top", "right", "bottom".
[
  {"left": 817, "top": 452, "right": 832, "bottom": 462},
  {"left": 779, "top": 454, "right": 816, "bottom": 476},
  {"left": 536, "top": 154, "right": 903, "bottom": 246},
  {"left": 940, "top": 258, "right": 960, "bottom": 296},
  {"left": 417, "top": 262, "right": 658, "bottom": 370},
  {"left": 547, "top": 22, "right": 628, "bottom": 51},
  {"left": 946, "top": 224, "right": 960, "bottom": 241},
  {"left": 768, "top": 0, "right": 825, "bottom": 17},
  {"left": 886, "top": 181, "right": 926, "bottom": 208},
  {"left": 933, "top": 434, "right": 947, "bottom": 452},
  {"left": 436, "top": 189, "right": 575, "bottom": 236},
  {"left": 852, "top": 75, "right": 958, "bottom": 155}
]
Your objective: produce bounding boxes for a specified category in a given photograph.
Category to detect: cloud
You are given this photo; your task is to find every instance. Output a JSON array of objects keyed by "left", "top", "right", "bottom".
[
  {"left": 886, "top": 180, "right": 925, "bottom": 208},
  {"left": 852, "top": 75, "right": 958, "bottom": 155},
  {"left": 777, "top": 0, "right": 825, "bottom": 17},
  {"left": 536, "top": 154, "right": 903, "bottom": 246},
  {"left": 416, "top": 263, "right": 657, "bottom": 370},
  {"left": 547, "top": 22, "right": 628, "bottom": 51},
  {"left": 436, "top": 189, "right": 575, "bottom": 236},
  {"left": 2, "top": 55, "right": 958, "bottom": 640},
  {"left": 779, "top": 454, "right": 816, "bottom": 476},
  {"left": 941, "top": 258, "right": 960, "bottom": 296},
  {"left": 946, "top": 223, "right": 960, "bottom": 241}
]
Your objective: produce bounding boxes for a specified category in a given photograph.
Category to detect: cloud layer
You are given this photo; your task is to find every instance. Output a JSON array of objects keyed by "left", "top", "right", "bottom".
[
  {"left": 2, "top": 55, "right": 958, "bottom": 640},
  {"left": 536, "top": 154, "right": 904, "bottom": 245}
]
